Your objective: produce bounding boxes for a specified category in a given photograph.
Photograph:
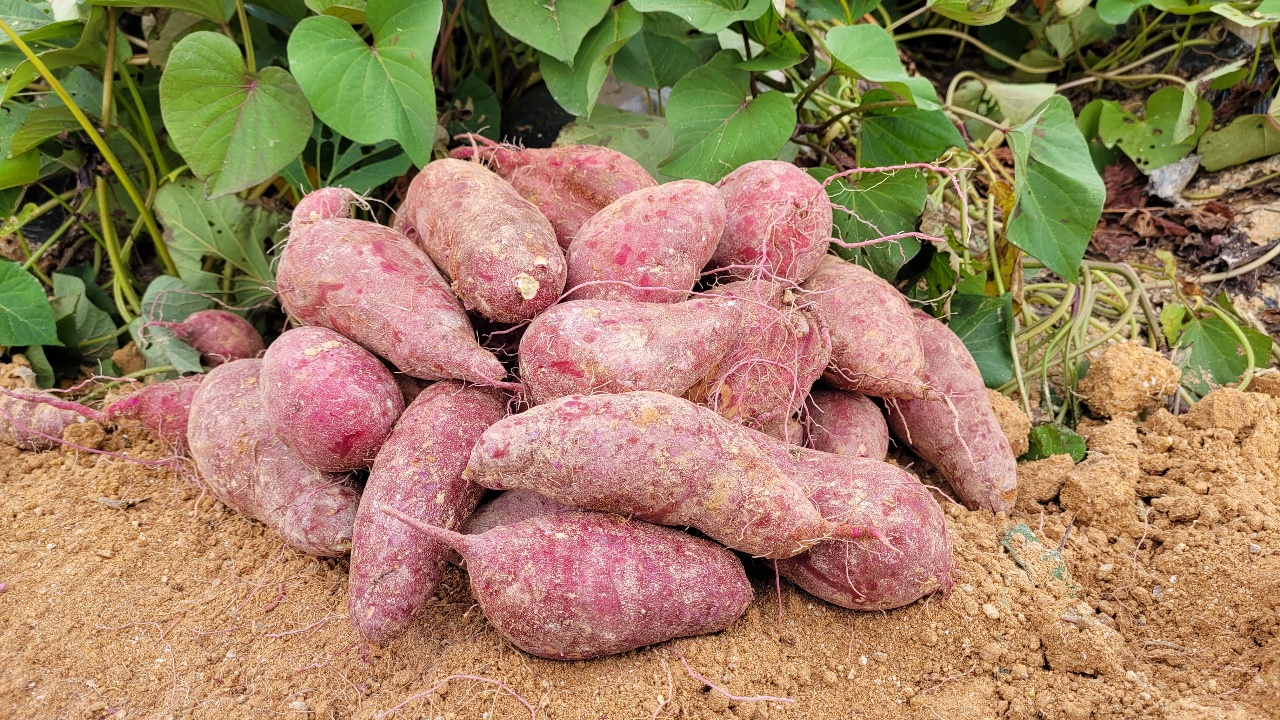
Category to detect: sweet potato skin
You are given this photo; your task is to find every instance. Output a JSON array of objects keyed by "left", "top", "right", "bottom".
[
  {"left": 806, "top": 388, "right": 889, "bottom": 460},
  {"left": 396, "top": 158, "right": 566, "bottom": 323},
  {"left": 885, "top": 311, "right": 1018, "bottom": 513},
  {"left": 687, "top": 279, "right": 830, "bottom": 430},
  {"left": 0, "top": 390, "right": 89, "bottom": 450},
  {"left": 565, "top": 180, "right": 725, "bottom": 303},
  {"left": 291, "top": 187, "right": 356, "bottom": 224},
  {"left": 711, "top": 161, "right": 832, "bottom": 282},
  {"left": 162, "top": 310, "right": 264, "bottom": 367},
  {"left": 186, "top": 359, "right": 360, "bottom": 556},
  {"left": 750, "top": 437, "right": 953, "bottom": 611},
  {"left": 261, "top": 327, "right": 404, "bottom": 472},
  {"left": 519, "top": 298, "right": 743, "bottom": 405},
  {"left": 462, "top": 489, "right": 570, "bottom": 536},
  {"left": 801, "top": 256, "right": 928, "bottom": 399},
  {"left": 464, "top": 391, "right": 836, "bottom": 559},
  {"left": 420, "top": 512, "right": 753, "bottom": 660},
  {"left": 451, "top": 137, "right": 656, "bottom": 249},
  {"left": 276, "top": 216, "right": 506, "bottom": 385},
  {"left": 104, "top": 376, "right": 204, "bottom": 452},
  {"left": 348, "top": 382, "right": 507, "bottom": 647}
]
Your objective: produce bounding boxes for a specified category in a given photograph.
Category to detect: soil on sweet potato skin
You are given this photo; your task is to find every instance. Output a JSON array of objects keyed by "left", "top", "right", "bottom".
[{"left": 2, "top": 388, "right": 1279, "bottom": 720}]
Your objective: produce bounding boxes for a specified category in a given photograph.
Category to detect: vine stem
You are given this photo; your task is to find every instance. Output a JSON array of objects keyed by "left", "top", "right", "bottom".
[
  {"left": 236, "top": 0, "right": 255, "bottom": 73},
  {"left": 0, "top": 18, "right": 178, "bottom": 277},
  {"left": 893, "top": 27, "right": 1065, "bottom": 74}
]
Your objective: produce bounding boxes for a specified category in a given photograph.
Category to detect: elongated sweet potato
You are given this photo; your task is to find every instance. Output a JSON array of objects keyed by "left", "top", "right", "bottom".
[
  {"left": 0, "top": 389, "right": 92, "bottom": 451},
  {"left": 395, "top": 158, "right": 566, "bottom": 323},
  {"left": 885, "top": 311, "right": 1018, "bottom": 513},
  {"left": 464, "top": 391, "right": 880, "bottom": 559},
  {"left": 276, "top": 215, "right": 506, "bottom": 386},
  {"left": 801, "top": 256, "right": 928, "bottom": 399},
  {"left": 806, "top": 387, "right": 889, "bottom": 461},
  {"left": 519, "top": 297, "right": 743, "bottom": 405},
  {"left": 146, "top": 310, "right": 264, "bottom": 368},
  {"left": 462, "top": 489, "right": 569, "bottom": 536},
  {"left": 383, "top": 509, "right": 753, "bottom": 660},
  {"left": 348, "top": 382, "right": 506, "bottom": 647},
  {"left": 687, "top": 278, "right": 830, "bottom": 430},
  {"left": 104, "top": 376, "right": 203, "bottom": 452},
  {"left": 749, "top": 435, "right": 953, "bottom": 611},
  {"left": 186, "top": 359, "right": 360, "bottom": 556},
  {"left": 451, "top": 136, "right": 656, "bottom": 249},
  {"left": 261, "top": 327, "right": 403, "bottom": 472},
  {"left": 710, "top": 160, "right": 832, "bottom": 282},
  {"left": 565, "top": 180, "right": 725, "bottom": 303}
]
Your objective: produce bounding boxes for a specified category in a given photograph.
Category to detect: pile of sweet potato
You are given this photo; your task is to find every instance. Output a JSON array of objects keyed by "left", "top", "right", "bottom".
[{"left": 1, "top": 144, "right": 1018, "bottom": 661}]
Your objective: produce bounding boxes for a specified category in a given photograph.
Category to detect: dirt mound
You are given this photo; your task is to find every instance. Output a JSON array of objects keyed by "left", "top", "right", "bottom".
[{"left": 1, "top": 389, "right": 1278, "bottom": 719}]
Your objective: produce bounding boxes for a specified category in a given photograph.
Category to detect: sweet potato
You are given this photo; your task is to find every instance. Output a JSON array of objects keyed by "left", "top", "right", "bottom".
[
  {"left": 186, "top": 359, "right": 360, "bottom": 556},
  {"left": 450, "top": 136, "right": 656, "bottom": 249},
  {"left": 382, "top": 509, "right": 753, "bottom": 659},
  {"left": 261, "top": 327, "right": 403, "bottom": 472},
  {"left": 885, "top": 311, "right": 1018, "bottom": 513},
  {"left": 749, "top": 436, "right": 953, "bottom": 611},
  {"left": 710, "top": 160, "right": 832, "bottom": 282},
  {"left": 801, "top": 256, "right": 928, "bottom": 399},
  {"left": 348, "top": 382, "right": 506, "bottom": 647},
  {"left": 565, "top": 180, "right": 725, "bottom": 303},
  {"left": 276, "top": 215, "right": 506, "bottom": 386},
  {"left": 395, "top": 158, "right": 566, "bottom": 323},
  {"left": 518, "top": 297, "right": 743, "bottom": 405},
  {"left": 806, "top": 388, "right": 889, "bottom": 461},
  {"left": 147, "top": 310, "right": 264, "bottom": 367},
  {"left": 462, "top": 489, "right": 570, "bottom": 536},
  {"left": 0, "top": 389, "right": 92, "bottom": 451},
  {"left": 687, "top": 278, "right": 830, "bottom": 431},
  {"left": 464, "top": 391, "right": 880, "bottom": 559},
  {"left": 103, "top": 376, "right": 204, "bottom": 452},
  {"left": 291, "top": 186, "right": 356, "bottom": 224}
]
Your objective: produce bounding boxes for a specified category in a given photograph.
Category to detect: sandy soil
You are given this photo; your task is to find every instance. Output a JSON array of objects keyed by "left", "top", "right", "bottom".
[{"left": 2, "top": 386, "right": 1279, "bottom": 720}]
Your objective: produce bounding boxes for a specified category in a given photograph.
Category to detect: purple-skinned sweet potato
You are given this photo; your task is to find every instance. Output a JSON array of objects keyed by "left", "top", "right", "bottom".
[
  {"left": 450, "top": 136, "right": 656, "bottom": 249},
  {"left": 801, "top": 256, "right": 929, "bottom": 399},
  {"left": 464, "top": 391, "right": 882, "bottom": 559},
  {"left": 291, "top": 186, "right": 357, "bottom": 224},
  {"left": 747, "top": 433, "right": 953, "bottom": 611},
  {"left": 565, "top": 180, "right": 725, "bottom": 303},
  {"left": 710, "top": 160, "right": 832, "bottom": 282},
  {"left": 0, "top": 389, "right": 92, "bottom": 451},
  {"left": 261, "top": 327, "right": 404, "bottom": 472},
  {"left": 395, "top": 158, "right": 566, "bottom": 323},
  {"left": 147, "top": 310, "right": 264, "bottom": 367},
  {"left": 885, "top": 311, "right": 1018, "bottom": 513},
  {"left": 348, "top": 382, "right": 507, "bottom": 647},
  {"left": 382, "top": 509, "right": 753, "bottom": 660},
  {"left": 462, "top": 489, "right": 570, "bottom": 536},
  {"left": 276, "top": 214, "right": 507, "bottom": 386},
  {"left": 103, "top": 376, "right": 204, "bottom": 452},
  {"left": 518, "top": 297, "right": 743, "bottom": 405},
  {"left": 806, "top": 387, "right": 889, "bottom": 461},
  {"left": 687, "top": 278, "right": 830, "bottom": 431},
  {"left": 186, "top": 359, "right": 360, "bottom": 556}
]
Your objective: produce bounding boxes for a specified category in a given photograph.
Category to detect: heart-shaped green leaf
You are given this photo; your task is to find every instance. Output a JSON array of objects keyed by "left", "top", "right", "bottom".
[
  {"left": 825, "top": 25, "right": 924, "bottom": 106},
  {"left": 88, "top": 0, "right": 233, "bottom": 22},
  {"left": 488, "top": 0, "right": 611, "bottom": 63},
  {"left": 542, "top": 4, "right": 642, "bottom": 118},
  {"left": 813, "top": 166, "right": 926, "bottom": 281},
  {"left": 0, "top": 259, "right": 61, "bottom": 347},
  {"left": 630, "top": 0, "right": 769, "bottom": 33},
  {"left": 661, "top": 50, "right": 795, "bottom": 182},
  {"left": 1098, "top": 87, "right": 1209, "bottom": 173},
  {"left": 556, "top": 105, "right": 674, "bottom": 182},
  {"left": 288, "top": 0, "right": 441, "bottom": 168},
  {"left": 303, "top": 0, "right": 367, "bottom": 24},
  {"left": 928, "top": 0, "right": 1014, "bottom": 25},
  {"left": 160, "top": 31, "right": 312, "bottom": 197},
  {"left": 613, "top": 23, "right": 703, "bottom": 89}
]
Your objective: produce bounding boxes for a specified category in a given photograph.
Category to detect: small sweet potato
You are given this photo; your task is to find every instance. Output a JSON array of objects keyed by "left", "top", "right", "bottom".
[
  {"left": 291, "top": 186, "right": 357, "bottom": 224},
  {"left": 276, "top": 215, "right": 506, "bottom": 386},
  {"left": 565, "top": 180, "right": 725, "bottom": 303},
  {"left": 801, "top": 256, "right": 928, "bottom": 399},
  {"left": 710, "top": 160, "right": 832, "bottom": 282},
  {"left": 186, "top": 359, "right": 360, "bottom": 556},
  {"left": 104, "top": 376, "right": 204, "bottom": 452},
  {"left": 518, "top": 297, "right": 743, "bottom": 405},
  {"left": 464, "top": 391, "right": 878, "bottom": 559},
  {"left": 885, "top": 311, "right": 1018, "bottom": 513},
  {"left": 348, "top": 382, "right": 507, "bottom": 647},
  {"left": 261, "top": 327, "right": 404, "bottom": 472},
  {"left": 147, "top": 310, "right": 264, "bottom": 367},
  {"left": 687, "top": 278, "right": 830, "bottom": 431},
  {"left": 0, "top": 389, "right": 91, "bottom": 451},
  {"left": 462, "top": 489, "right": 570, "bottom": 536},
  {"left": 383, "top": 509, "right": 753, "bottom": 660},
  {"left": 806, "top": 388, "right": 889, "bottom": 461},
  {"left": 450, "top": 136, "right": 656, "bottom": 249},
  {"left": 749, "top": 436, "right": 953, "bottom": 611},
  {"left": 395, "top": 158, "right": 566, "bottom": 323}
]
